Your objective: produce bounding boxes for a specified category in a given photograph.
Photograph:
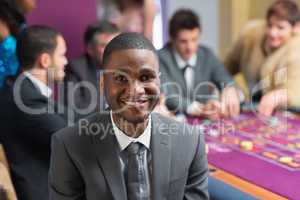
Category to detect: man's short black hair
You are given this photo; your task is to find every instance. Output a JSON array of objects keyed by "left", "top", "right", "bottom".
[
  {"left": 102, "top": 32, "right": 157, "bottom": 67},
  {"left": 84, "top": 21, "right": 119, "bottom": 45},
  {"left": 169, "top": 9, "right": 201, "bottom": 39},
  {"left": 16, "top": 25, "right": 61, "bottom": 71}
]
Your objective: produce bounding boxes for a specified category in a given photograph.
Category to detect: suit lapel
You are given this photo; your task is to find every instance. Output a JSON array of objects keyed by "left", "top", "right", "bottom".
[
  {"left": 193, "top": 48, "right": 205, "bottom": 89},
  {"left": 92, "top": 113, "right": 127, "bottom": 200},
  {"left": 86, "top": 56, "right": 98, "bottom": 89},
  {"left": 150, "top": 114, "right": 171, "bottom": 199},
  {"left": 165, "top": 45, "right": 187, "bottom": 91}
]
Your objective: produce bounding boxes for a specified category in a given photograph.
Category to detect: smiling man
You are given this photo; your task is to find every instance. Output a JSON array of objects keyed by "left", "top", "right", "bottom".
[{"left": 49, "top": 33, "right": 209, "bottom": 200}]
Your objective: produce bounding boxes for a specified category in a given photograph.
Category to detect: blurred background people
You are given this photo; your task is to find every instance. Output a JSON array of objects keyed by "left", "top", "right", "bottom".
[
  {"left": 159, "top": 9, "right": 240, "bottom": 120},
  {"left": 0, "top": 25, "right": 69, "bottom": 200},
  {"left": 225, "top": 0, "right": 300, "bottom": 116},
  {"left": 0, "top": 0, "right": 36, "bottom": 87},
  {"left": 97, "top": 0, "right": 157, "bottom": 41},
  {"left": 62, "top": 21, "right": 119, "bottom": 118}
]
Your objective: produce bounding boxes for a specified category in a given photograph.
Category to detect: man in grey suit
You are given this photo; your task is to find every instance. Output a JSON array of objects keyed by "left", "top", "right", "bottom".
[
  {"left": 62, "top": 21, "right": 119, "bottom": 118},
  {"left": 159, "top": 9, "right": 241, "bottom": 119},
  {"left": 49, "top": 33, "right": 209, "bottom": 200}
]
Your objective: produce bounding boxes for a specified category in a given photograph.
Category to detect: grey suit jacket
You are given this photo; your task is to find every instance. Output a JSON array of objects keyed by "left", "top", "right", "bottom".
[
  {"left": 62, "top": 55, "right": 105, "bottom": 119},
  {"left": 49, "top": 112, "right": 209, "bottom": 200},
  {"left": 158, "top": 44, "right": 233, "bottom": 112}
]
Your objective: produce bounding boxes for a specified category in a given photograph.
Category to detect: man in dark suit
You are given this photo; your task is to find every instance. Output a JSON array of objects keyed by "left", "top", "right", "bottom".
[
  {"left": 62, "top": 21, "right": 119, "bottom": 118},
  {"left": 0, "top": 25, "right": 69, "bottom": 200},
  {"left": 49, "top": 33, "right": 209, "bottom": 200},
  {"left": 159, "top": 9, "right": 241, "bottom": 119}
]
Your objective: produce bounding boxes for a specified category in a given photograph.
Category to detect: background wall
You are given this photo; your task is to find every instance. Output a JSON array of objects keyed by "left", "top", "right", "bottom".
[
  {"left": 166, "top": 0, "right": 219, "bottom": 54},
  {"left": 25, "top": 0, "right": 300, "bottom": 59},
  {"left": 26, "top": 0, "right": 98, "bottom": 59}
]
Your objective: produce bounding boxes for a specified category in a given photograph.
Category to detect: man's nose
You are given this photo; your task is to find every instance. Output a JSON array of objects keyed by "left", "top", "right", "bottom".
[{"left": 131, "top": 80, "right": 145, "bottom": 96}]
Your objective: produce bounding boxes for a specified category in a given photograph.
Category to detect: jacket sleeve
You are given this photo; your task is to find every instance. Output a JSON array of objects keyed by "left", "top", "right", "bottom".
[
  {"left": 207, "top": 49, "right": 234, "bottom": 89},
  {"left": 18, "top": 101, "right": 67, "bottom": 148},
  {"left": 49, "top": 133, "right": 86, "bottom": 200},
  {"left": 159, "top": 59, "right": 191, "bottom": 113},
  {"left": 184, "top": 129, "right": 209, "bottom": 200}
]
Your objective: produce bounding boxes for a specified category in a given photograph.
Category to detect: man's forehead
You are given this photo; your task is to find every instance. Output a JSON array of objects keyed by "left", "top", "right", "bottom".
[
  {"left": 110, "top": 48, "right": 157, "bottom": 57},
  {"left": 112, "top": 65, "right": 158, "bottom": 72},
  {"left": 108, "top": 49, "right": 158, "bottom": 65}
]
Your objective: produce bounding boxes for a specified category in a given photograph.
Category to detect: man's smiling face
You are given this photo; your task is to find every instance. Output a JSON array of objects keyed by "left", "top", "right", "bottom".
[{"left": 104, "top": 49, "right": 160, "bottom": 124}]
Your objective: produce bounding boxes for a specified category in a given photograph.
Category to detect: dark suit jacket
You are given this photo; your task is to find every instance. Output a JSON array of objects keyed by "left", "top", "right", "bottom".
[
  {"left": 158, "top": 44, "right": 233, "bottom": 112},
  {"left": 0, "top": 76, "right": 68, "bottom": 200},
  {"left": 49, "top": 112, "right": 209, "bottom": 200},
  {"left": 63, "top": 55, "right": 103, "bottom": 118}
]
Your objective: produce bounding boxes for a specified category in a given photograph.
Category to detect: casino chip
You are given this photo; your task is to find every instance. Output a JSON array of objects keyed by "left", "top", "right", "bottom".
[
  {"left": 240, "top": 141, "right": 254, "bottom": 151},
  {"left": 279, "top": 156, "right": 293, "bottom": 164},
  {"left": 208, "top": 129, "right": 220, "bottom": 137}
]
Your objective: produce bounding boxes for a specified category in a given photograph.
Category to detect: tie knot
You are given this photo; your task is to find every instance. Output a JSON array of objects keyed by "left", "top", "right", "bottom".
[
  {"left": 183, "top": 64, "right": 192, "bottom": 73},
  {"left": 126, "top": 142, "right": 141, "bottom": 155}
]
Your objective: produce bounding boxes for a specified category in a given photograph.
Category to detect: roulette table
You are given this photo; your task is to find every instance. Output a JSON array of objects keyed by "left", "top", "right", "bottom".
[{"left": 187, "top": 111, "right": 300, "bottom": 199}]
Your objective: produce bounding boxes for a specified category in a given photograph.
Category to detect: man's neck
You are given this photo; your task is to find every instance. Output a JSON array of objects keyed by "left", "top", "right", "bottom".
[
  {"left": 112, "top": 113, "right": 149, "bottom": 138},
  {"left": 26, "top": 68, "right": 48, "bottom": 85}
]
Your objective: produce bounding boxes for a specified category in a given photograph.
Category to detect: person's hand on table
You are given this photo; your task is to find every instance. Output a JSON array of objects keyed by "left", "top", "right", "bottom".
[
  {"left": 187, "top": 100, "right": 222, "bottom": 120},
  {"left": 202, "top": 99, "right": 222, "bottom": 120},
  {"left": 186, "top": 101, "right": 204, "bottom": 117},
  {"left": 220, "top": 86, "right": 240, "bottom": 118},
  {"left": 258, "top": 89, "right": 288, "bottom": 116}
]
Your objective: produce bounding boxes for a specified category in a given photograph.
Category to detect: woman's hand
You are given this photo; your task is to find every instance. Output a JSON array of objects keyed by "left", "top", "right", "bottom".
[{"left": 258, "top": 89, "right": 288, "bottom": 116}]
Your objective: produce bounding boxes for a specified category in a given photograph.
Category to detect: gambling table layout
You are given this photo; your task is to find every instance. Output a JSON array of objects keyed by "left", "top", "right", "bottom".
[{"left": 187, "top": 111, "right": 300, "bottom": 200}]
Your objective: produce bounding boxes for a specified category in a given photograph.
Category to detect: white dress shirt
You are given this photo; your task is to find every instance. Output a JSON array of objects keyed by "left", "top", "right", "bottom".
[
  {"left": 174, "top": 49, "right": 197, "bottom": 92},
  {"left": 110, "top": 111, "right": 151, "bottom": 151},
  {"left": 23, "top": 71, "right": 52, "bottom": 98},
  {"left": 110, "top": 111, "right": 152, "bottom": 171}
]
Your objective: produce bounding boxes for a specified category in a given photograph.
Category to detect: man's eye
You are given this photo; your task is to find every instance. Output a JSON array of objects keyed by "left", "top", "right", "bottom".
[
  {"left": 140, "top": 75, "right": 151, "bottom": 82},
  {"left": 115, "top": 75, "right": 128, "bottom": 83}
]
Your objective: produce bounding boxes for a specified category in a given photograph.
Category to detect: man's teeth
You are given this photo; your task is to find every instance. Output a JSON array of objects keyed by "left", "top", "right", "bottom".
[{"left": 124, "top": 101, "right": 146, "bottom": 106}]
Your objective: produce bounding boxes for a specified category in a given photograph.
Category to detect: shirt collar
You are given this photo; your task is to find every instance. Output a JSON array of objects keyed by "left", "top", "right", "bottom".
[
  {"left": 173, "top": 48, "right": 197, "bottom": 69},
  {"left": 110, "top": 111, "right": 151, "bottom": 151},
  {"left": 23, "top": 71, "right": 52, "bottom": 98}
]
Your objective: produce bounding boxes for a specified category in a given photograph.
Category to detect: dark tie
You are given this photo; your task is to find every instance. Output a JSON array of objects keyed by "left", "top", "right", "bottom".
[
  {"left": 182, "top": 64, "right": 191, "bottom": 74},
  {"left": 182, "top": 64, "right": 194, "bottom": 92},
  {"left": 125, "top": 142, "right": 150, "bottom": 200}
]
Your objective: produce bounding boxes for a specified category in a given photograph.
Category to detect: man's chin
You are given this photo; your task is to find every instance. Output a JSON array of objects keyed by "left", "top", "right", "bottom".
[{"left": 120, "top": 111, "right": 151, "bottom": 124}]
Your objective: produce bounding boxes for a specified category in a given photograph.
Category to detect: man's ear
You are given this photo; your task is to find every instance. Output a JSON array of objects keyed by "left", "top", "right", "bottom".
[{"left": 38, "top": 53, "right": 52, "bottom": 69}]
